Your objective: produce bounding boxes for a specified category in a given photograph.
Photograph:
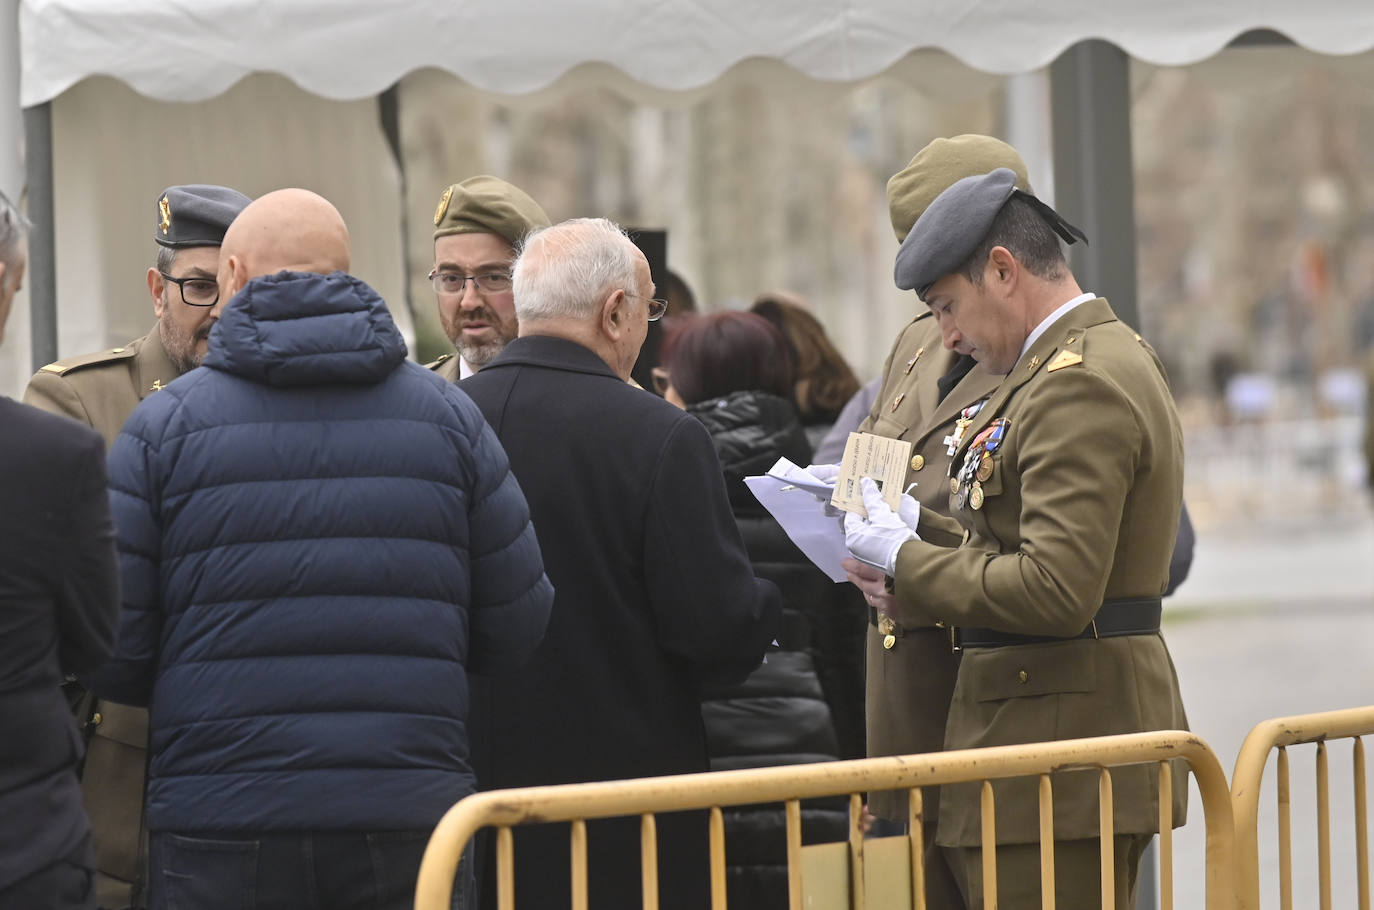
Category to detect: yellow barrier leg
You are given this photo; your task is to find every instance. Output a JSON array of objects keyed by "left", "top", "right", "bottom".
[
  {"left": 1038, "top": 774, "right": 1055, "bottom": 910},
  {"left": 710, "top": 806, "right": 727, "bottom": 910},
  {"left": 1099, "top": 770, "right": 1114, "bottom": 910},
  {"left": 786, "top": 800, "right": 802, "bottom": 910},
  {"left": 981, "top": 781, "right": 997, "bottom": 910},
  {"left": 1356, "top": 738, "right": 1370, "bottom": 910},
  {"left": 497, "top": 827, "right": 514, "bottom": 910},
  {"left": 641, "top": 813, "right": 659, "bottom": 910},
  {"left": 570, "top": 819, "right": 588, "bottom": 910},
  {"left": 1278, "top": 747, "right": 1292, "bottom": 910},
  {"left": 910, "top": 787, "right": 927, "bottom": 910},
  {"left": 1158, "top": 761, "right": 1172, "bottom": 910},
  {"left": 1317, "top": 741, "right": 1331, "bottom": 910}
]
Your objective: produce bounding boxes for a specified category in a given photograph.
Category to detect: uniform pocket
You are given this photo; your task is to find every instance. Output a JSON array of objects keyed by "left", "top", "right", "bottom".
[{"left": 969, "top": 641, "right": 1097, "bottom": 702}]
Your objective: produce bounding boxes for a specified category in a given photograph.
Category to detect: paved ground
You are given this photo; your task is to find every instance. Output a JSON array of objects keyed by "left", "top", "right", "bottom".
[{"left": 1151, "top": 511, "right": 1374, "bottom": 908}]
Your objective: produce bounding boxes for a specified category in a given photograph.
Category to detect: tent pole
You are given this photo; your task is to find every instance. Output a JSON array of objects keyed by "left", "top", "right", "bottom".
[
  {"left": 377, "top": 85, "right": 415, "bottom": 349},
  {"left": 23, "top": 101, "right": 55, "bottom": 369},
  {"left": 1049, "top": 39, "right": 1139, "bottom": 330}
]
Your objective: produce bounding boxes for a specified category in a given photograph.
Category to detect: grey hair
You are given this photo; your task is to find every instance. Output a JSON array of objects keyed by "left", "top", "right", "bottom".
[
  {"left": 512, "top": 218, "right": 640, "bottom": 323},
  {"left": 155, "top": 244, "right": 177, "bottom": 275},
  {"left": 0, "top": 190, "right": 30, "bottom": 286}
]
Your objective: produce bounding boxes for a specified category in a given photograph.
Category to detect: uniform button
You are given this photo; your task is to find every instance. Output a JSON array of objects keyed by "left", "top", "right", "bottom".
[
  {"left": 910, "top": 454, "right": 925, "bottom": 471},
  {"left": 91, "top": 712, "right": 103, "bottom": 726},
  {"left": 883, "top": 634, "right": 896, "bottom": 650},
  {"left": 1017, "top": 670, "right": 1029, "bottom": 684}
]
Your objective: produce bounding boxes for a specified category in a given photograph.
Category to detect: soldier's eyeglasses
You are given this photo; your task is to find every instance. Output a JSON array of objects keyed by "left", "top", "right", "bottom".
[
  {"left": 160, "top": 272, "right": 219, "bottom": 307},
  {"left": 625, "top": 293, "right": 668, "bottom": 321},
  {"left": 428, "top": 270, "right": 513, "bottom": 296}
]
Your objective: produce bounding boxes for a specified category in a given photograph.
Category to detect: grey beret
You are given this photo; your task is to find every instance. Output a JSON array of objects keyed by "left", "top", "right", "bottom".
[
  {"left": 154, "top": 184, "right": 251, "bottom": 249},
  {"left": 894, "top": 167, "right": 1087, "bottom": 298},
  {"left": 894, "top": 168, "right": 1019, "bottom": 299}
]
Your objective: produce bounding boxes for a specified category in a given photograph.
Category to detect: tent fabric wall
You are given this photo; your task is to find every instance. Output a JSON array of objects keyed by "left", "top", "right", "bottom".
[
  {"left": 0, "top": 74, "right": 411, "bottom": 398},
  {"left": 18, "top": 0, "right": 1374, "bottom": 105}
]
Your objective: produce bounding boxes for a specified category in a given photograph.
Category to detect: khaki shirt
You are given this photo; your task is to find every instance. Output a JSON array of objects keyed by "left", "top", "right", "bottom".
[
  {"left": 24, "top": 328, "right": 183, "bottom": 448},
  {"left": 22, "top": 325, "right": 183, "bottom": 908},
  {"left": 892, "top": 298, "right": 1190, "bottom": 846}
]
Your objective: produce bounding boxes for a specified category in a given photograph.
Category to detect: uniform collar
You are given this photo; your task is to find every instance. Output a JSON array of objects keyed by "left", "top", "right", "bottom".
[
  {"left": 1016, "top": 291, "right": 1096, "bottom": 367},
  {"left": 482, "top": 334, "right": 621, "bottom": 380},
  {"left": 135, "top": 325, "right": 186, "bottom": 399}
]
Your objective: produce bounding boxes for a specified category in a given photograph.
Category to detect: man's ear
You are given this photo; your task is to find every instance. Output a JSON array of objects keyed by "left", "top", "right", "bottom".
[
  {"left": 147, "top": 267, "right": 166, "bottom": 318},
  {"left": 988, "top": 246, "right": 1018, "bottom": 291},
  {"left": 600, "top": 288, "right": 629, "bottom": 340}
]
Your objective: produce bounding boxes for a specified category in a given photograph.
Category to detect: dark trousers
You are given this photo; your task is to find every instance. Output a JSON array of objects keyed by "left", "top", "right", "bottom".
[
  {"left": 0, "top": 835, "right": 96, "bottom": 910},
  {"left": 147, "top": 830, "right": 472, "bottom": 910}
]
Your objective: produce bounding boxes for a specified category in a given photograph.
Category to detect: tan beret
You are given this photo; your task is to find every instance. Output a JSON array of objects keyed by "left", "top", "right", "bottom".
[
  {"left": 432, "top": 175, "right": 551, "bottom": 244},
  {"left": 886, "top": 135, "right": 1030, "bottom": 242}
]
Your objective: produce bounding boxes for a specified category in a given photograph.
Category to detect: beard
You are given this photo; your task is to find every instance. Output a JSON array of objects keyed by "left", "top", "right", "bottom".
[
  {"left": 159, "top": 314, "right": 213, "bottom": 375},
  {"left": 444, "top": 303, "right": 518, "bottom": 369}
]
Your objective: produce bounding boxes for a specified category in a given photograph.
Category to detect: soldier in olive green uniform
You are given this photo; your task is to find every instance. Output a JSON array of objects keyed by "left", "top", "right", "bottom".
[
  {"left": 844, "top": 168, "right": 1188, "bottom": 909},
  {"left": 850, "top": 136, "right": 1029, "bottom": 908},
  {"left": 424, "top": 176, "right": 550, "bottom": 380},
  {"left": 23, "top": 184, "right": 250, "bottom": 909}
]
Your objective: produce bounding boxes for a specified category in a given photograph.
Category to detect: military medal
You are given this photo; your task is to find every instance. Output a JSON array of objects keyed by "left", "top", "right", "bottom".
[
  {"left": 975, "top": 452, "right": 994, "bottom": 483},
  {"left": 969, "top": 482, "right": 985, "bottom": 510}
]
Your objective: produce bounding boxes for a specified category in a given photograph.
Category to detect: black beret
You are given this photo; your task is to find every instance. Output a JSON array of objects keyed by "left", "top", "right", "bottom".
[{"left": 154, "top": 184, "right": 251, "bottom": 249}]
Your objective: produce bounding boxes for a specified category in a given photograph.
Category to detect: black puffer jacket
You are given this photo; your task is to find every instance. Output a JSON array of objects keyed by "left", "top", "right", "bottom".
[{"left": 690, "top": 390, "right": 867, "bottom": 910}]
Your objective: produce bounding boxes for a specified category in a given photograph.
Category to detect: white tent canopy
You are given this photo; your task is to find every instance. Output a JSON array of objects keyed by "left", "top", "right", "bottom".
[
  {"left": 7, "top": 0, "right": 1374, "bottom": 393},
  {"left": 19, "top": 0, "right": 1374, "bottom": 104}
]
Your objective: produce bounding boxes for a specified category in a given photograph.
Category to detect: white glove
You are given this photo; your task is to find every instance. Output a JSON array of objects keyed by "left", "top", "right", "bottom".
[
  {"left": 843, "top": 477, "right": 920, "bottom": 576},
  {"left": 804, "top": 463, "right": 840, "bottom": 483}
]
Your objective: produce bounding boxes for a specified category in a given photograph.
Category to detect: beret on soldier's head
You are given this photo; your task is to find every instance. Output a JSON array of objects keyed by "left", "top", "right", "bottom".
[
  {"left": 894, "top": 167, "right": 1020, "bottom": 300},
  {"left": 886, "top": 135, "right": 1030, "bottom": 243},
  {"left": 432, "top": 175, "right": 550, "bottom": 245},
  {"left": 154, "top": 184, "right": 251, "bottom": 248}
]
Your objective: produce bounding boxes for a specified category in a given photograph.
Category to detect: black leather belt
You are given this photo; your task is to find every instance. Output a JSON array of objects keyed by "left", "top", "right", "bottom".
[{"left": 954, "top": 597, "right": 1162, "bottom": 649}]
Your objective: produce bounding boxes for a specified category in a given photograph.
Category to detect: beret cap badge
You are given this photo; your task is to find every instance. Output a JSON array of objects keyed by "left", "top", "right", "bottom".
[
  {"left": 433, "top": 185, "right": 453, "bottom": 227},
  {"left": 159, "top": 195, "right": 171, "bottom": 235}
]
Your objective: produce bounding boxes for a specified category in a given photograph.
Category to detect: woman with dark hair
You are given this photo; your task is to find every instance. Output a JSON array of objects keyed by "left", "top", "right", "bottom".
[
  {"left": 659, "top": 311, "right": 866, "bottom": 910},
  {"left": 749, "top": 291, "right": 862, "bottom": 450}
]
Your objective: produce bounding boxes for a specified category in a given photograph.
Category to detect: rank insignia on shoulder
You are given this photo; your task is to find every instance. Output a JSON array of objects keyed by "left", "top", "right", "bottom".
[{"left": 1047, "top": 350, "right": 1083, "bottom": 372}]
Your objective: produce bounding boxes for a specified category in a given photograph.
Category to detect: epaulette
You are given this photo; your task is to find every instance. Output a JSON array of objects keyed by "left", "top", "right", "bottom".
[
  {"left": 1046, "top": 331, "right": 1085, "bottom": 373},
  {"left": 37, "top": 345, "right": 138, "bottom": 376},
  {"left": 423, "top": 353, "right": 453, "bottom": 372}
]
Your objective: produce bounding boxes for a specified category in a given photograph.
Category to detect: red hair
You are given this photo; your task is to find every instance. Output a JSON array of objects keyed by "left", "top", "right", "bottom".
[{"left": 660, "top": 311, "right": 794, "bottom": 406}]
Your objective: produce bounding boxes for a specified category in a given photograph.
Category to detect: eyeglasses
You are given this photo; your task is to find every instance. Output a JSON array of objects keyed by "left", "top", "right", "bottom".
[
  {"left": 650, "top": 366, "right": 671, "bottom": 396},
  {"left": 625, "top": 293, "right": 668, "bottom": 321},
  {"left": 428, "top": 269, "right": 513, "bottom": 296},
  {"left": 160, "top": 272, "right": 219, "bottom": 307}
]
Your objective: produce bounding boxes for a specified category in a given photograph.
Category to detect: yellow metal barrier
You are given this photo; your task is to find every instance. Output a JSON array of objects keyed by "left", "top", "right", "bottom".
[
  {"left": 415, "top": 731, "right": 1235, "bottom": 910},
  {"left": 1232, "top": 705, "right": 1374, "bottom": 910}
]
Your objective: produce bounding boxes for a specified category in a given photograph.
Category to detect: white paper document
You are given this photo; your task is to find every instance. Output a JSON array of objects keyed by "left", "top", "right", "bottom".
[{"left": 744, "top": 458, "right": 850, "bottom": 583}]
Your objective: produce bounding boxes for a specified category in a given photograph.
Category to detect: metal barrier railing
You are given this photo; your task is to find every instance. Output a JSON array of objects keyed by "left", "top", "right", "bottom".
[
  {"left": 414, "top": 730, "right": 1235, "bottom": 910},
  {"left": 1232, "top": 705, "right": 1374, "bottom": 910}
]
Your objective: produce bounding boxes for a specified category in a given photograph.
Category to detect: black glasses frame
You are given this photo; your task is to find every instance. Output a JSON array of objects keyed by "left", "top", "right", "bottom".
[{"left": 160, "top": 272, "right": 219, "bottom": 308}]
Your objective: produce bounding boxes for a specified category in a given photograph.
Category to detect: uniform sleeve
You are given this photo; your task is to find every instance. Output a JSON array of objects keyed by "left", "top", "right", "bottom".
[
  {"left": 453, "top": 389, "right": 554, "bottom": 676},
  {"left": 52, "top": 427, "right": 120, "bottom": 675},
  {"left": 643, "top": 416, "right": 781, "bottom": 684},
  {"left": 892, "top": 366, "right": 1141, "bottom": 637},
  {"left": 23, "top": 371, "right": 93, "bottom": 426},
  {"left": 87, "top": 413, "right": 166, "bottom": 705}
]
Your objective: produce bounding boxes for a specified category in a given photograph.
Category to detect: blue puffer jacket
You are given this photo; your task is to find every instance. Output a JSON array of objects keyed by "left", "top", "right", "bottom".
[{"left": 97, "top": 270, "right": 553, "bottom": 834}]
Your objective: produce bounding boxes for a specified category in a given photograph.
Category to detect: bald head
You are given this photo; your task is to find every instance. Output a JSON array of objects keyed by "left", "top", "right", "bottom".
[{"left": 219, "top": 189, "right": 351, "bottom": 300}]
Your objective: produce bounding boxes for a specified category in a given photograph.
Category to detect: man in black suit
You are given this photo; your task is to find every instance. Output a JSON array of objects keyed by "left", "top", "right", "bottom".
[
  {"left": 0, "top": 192, "right": 120, "bottom": 909},
  {"left": 462, "top": 217, "right": 781, "bottom": 910}
]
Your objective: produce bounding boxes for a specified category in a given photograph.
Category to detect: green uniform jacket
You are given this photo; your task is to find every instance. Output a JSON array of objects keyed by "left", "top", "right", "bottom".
[
  {"left": 22, "top": 327, "right": 182, "bottom": 909},
  {"left": 857, "top": 313, "right": 1000, "bottom": 823},
  {"left": 425, "top": 352, "right": 462, "bottom": 382},
  {"left": 892, "top": 298, "right": 1190, "bottom": 847}
]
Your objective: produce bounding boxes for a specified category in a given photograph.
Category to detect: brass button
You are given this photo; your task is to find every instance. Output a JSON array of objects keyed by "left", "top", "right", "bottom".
[
  {"left": 91, "top": 712, "right": 103, "bottom": 726},
  {"left": 1017, "top": 670, "right": 1029, "bottom": 684},
  {"left": 910, "top": 454, "right": 925, "bottom": 472},
  {"left": 883, "top": 634, "right": 896, "bottom": 650},
  {"left": 890, "top": 392, "right": 905, "bottom": 412}
]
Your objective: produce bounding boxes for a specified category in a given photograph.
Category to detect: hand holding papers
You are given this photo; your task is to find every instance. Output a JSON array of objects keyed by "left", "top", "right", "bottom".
[
  {"left": 843, "top": 477, "right": 919, "bottom": 575},
  {"left": 831, "top": 432, "right": 914, "bottom": 518},
  {"left": 743, "top": 459, "right": 849, "bottom": 582}
]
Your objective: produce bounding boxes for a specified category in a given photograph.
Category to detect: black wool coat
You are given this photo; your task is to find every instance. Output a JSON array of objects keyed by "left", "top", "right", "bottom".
[
  {"left": 461, "top": 335, "right": 781, "bottom": 910},
  {"left": 0, "top": 399, "right": 119, "bottom": 891}
]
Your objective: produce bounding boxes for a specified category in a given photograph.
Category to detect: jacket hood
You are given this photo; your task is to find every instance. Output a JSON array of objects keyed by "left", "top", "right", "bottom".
[
  {"left": 204, "top": 270, "right": 408, "bottom": 387},
  {"left": 689, "top": 390, "right": 811, "bottom": 511}
]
